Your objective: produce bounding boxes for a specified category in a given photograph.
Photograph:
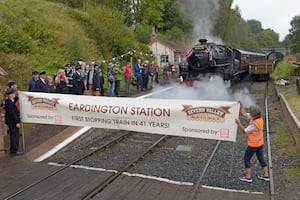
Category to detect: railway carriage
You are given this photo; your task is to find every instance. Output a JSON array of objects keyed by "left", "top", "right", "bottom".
[{"left": 248, "top": 59, "right": 278, "bottom": 81}]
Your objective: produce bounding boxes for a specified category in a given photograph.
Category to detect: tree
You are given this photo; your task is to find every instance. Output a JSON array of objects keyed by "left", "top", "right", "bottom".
[
  {"left": 256, "top": 29, "right": 279, "bottom": 47},
  {"left": 289, "top": 15, "right": 300, "bottom": 53},
  {"left": 280, "top": 34, "right": 291, "bottom": 47},
  {"left": 136, "top": 0, "right": 172, "bottom": 29},
  {"left": 213, "top": 0, "right": 244, "bottom": 47},
  {"left": 165, "top": 26, "right": 184, "bottom": 44},
  {"left": 247, "top": 19, "right": 263, "bottom": 34},
  {"left": 134, "top": 23, "right": 152, "bottom": 44}
]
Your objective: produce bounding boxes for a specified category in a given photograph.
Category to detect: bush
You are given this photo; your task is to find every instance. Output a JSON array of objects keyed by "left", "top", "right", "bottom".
[{"left": 270, "top": 61, "right": 297, "bottom": 81}]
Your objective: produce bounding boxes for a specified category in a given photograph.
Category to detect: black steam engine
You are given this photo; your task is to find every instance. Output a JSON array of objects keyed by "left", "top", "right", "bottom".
[{"left": 179, "top": 39, "right": 266, "bottom": 82}]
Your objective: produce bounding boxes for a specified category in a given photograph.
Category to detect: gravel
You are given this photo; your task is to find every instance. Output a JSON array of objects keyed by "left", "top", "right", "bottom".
[{"left": 46, "top": 80, "right": 299, "bottom": 197}]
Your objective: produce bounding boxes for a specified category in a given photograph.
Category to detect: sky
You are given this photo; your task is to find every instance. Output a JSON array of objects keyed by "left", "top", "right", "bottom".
[{"left": 232, "top": 0, "right": 300, "bottom": 41}]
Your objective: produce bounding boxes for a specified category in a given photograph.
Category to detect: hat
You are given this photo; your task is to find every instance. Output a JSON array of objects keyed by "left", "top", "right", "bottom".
[
  {"left": 5, "top": 88, "right": 15, "bottom": 95},
  {"left": 75, "top": 66, "right": 82, "bottom": 70},
  {"left": 115, "top": 62, "right": 120, "bottom": 65},
  {"left": 94, "top": 60, "right": 101, "bottom": 67},
  {"left": 108, "top": 63, "right": 114, "bottom": 68},
  {"left": 65, "top": 63, "right": 71, "bottom": 67},
  {"left": 7, "top": 81, "right": 16, "bottom": 88},
  {"left": 72, "top": 60, "right": 78, "bottom": 66},
  {"left": 32, "top": 71, "right": 39, "bottom": 75},
  {"left": 39, "top": 71, "right": 46, "bottom": 75}
]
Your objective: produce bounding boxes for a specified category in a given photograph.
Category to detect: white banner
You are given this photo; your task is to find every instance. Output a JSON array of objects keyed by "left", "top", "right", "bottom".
[{"left": 19, "top": 91, "right": 240, "bottom": 142}]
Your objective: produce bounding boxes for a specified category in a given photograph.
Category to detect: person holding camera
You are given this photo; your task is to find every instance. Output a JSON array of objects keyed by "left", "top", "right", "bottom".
[{"left": 55, "top": 69, "right": 69, "bottom": 94}]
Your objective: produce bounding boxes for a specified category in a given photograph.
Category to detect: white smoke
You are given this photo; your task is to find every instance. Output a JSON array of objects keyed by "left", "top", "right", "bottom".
[
  {"left": 150, "top": 76, "right": 256, "bottom": 107},
  {"left": 175, "top": 0, "right": 222, "bottom": 45}
]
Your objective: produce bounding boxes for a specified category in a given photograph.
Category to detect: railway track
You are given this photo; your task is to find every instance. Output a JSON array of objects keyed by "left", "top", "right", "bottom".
[
  {"left": 4, "top": 81, "right": 278, "bottom": 200},
  {"left": 4, "top": 130, "right": 133, "bottom": 200}
]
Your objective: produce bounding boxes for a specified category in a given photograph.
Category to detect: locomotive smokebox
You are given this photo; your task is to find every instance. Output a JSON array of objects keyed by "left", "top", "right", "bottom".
[{"left": 199, "top": 39, "right": 208, "bottom": 45}]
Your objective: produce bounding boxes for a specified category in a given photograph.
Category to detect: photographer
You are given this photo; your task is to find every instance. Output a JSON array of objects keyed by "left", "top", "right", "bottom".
[{"left": 55, "top": 69, "right": 69, "bottom": 94}]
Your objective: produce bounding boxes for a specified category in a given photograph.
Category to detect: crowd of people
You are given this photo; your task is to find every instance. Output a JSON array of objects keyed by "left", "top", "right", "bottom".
[
  {"left": 24, "top": 59, "right": 165, "bottom": 97},
  {"left": 0, "top": 59, "right": 174, "bottom": 155}
]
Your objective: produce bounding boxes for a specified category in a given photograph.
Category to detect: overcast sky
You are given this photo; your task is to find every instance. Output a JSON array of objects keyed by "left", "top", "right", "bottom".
[{"left": 232, "top": 0, "right": 300, "bottom": 41}]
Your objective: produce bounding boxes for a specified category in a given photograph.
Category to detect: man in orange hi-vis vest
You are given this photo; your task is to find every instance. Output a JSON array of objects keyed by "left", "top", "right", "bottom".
[{"left": 235, "top": 101, "right": 270, "bottom": 183}]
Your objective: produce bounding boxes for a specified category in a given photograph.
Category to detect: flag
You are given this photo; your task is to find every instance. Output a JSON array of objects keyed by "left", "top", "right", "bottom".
[{"left": 185, "top": 48, "right": 193, "bottom": 58}]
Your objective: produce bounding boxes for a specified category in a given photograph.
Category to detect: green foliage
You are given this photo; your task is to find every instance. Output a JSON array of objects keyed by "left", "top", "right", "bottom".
[
  {"left": 85, "top": 5, "right": 139, "bottom": 56},
  {"left": 272, "top": 121, "right": 300, "bottom": 156},
  {"left": 247, "top": 19, "right": 263, "bottom": 34},
  {"left": 212, "top": 0, "right": 282, "bottom": 50},
  {"left": 165, "top": 26, "right": 184, "bottom": 44},
  {"left": 289, "top": 15, "right": 300, "bottom": 54},
  {"left": 0, "top": 23, "right": 33, "bottom": 54},
  {"left": 256, "top": 29, "right": 279, "bottom": 47},
  {"left": 134, "top": 23, "right": 152, "bottom": 44},
  {"left": 270, "top": 61, "right": 297, "bottom": 81},
  {"left": 281, "top": 34, "right": 291, "bottom": 47},
  {"left": 213, "top": 0, "right": 244, "bottom": 47},
  {"left": 0, "top": 0, "right": 146, "bottom": 92}
]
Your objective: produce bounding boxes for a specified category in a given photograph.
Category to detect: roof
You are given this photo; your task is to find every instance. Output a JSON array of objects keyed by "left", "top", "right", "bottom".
[
  {"left": 150, "top": 38, "right": 185, "bottom": 53},
  {"left": 0, "top": 67, "right": 8, "bottom": 75},
  {"left": 234, "top": 49, "right": 266, "bottom": 56}
]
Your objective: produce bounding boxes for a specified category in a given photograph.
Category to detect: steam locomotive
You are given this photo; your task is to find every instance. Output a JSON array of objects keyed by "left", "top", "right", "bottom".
[{"left": 179, "top": 39, "right": 266, "bottom": 82}]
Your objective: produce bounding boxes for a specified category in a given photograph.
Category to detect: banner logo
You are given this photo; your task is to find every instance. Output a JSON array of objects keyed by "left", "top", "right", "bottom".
[
  {"left": 182, "top": 105, "right": 231, "bottom": 123},
  {"left": 27, "top": 96, "right": 59, "bottom": 110}
]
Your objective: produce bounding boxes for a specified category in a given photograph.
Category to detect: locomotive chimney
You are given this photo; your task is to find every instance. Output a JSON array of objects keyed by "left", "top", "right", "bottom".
[{"left": 199, "top": 39, "right": 208, "bottom": 45}]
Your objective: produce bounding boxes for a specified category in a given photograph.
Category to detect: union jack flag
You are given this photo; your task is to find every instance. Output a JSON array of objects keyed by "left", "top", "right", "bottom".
[{"left": 185, "top": 48, "right": 193, "bottom": 58}]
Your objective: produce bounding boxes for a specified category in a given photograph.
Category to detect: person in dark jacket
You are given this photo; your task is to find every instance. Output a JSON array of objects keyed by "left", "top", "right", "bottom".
[
  {"left": 4, "top": 88, "right": 22, "bottom": 155},
  {"left": 28, "top": 71, "right": 39, "bottom": 92},
  {"left": 55, "top": 69, "right": 69, "bottom": 94},
  {"left": 72, "top": 66, "right": 85, "bottom": 95},
  {"left": 35, "top": 71, "right": 49, "bottom": 93},
  {"left": 107, "top": 63, "right": 117, "bottom": 97},
  {"left": 142, "top": 60, "right": 149, "bottom": 90},
  {"left": 6, "top": 81, "right": 20, "bottom": 112},
  {"left": 92, "top": 63, "right": 105, "bottom": 96},
  {"left": 134, "top": 59, "right": 142, "bottom": 91}
]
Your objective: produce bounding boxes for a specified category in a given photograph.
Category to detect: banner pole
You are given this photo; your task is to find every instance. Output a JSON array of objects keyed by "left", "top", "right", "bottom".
[
  {"left": 21, "top": 123, "right": 25, "bottom": 151},
  {"left": 229, "top": 141, "right": 235, "bottom": 176}
]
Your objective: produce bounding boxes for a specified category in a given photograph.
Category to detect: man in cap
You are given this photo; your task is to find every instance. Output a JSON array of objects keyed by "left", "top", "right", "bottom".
[
  {"left": 7, "top": 80, "right": 20, "bottom": 112},
  {"left": 35, "top": 71, "right": 49, "bottom": 93},
  {"left": 72, "top": 66, "right": 85, "bottom": 95},
  {"left": 28, "top": 71, "right": 39, "bottom": 92},
  {"left": 65, "top": 63, "right": 73, "bottom": 77},
  {"left": 4, "top": 88, "right": 22, "bottom": 155}
]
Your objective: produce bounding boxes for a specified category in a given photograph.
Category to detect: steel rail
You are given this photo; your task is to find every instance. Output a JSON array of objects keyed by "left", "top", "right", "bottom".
[
  {"left": 188, "top": 140, "right": 222, "bottom": 200},
  {"left": 82, "top": 135, "right": 170, "bottom": 200},
  {"left": 265, "top": 82, "right": 275, "bottom": 199},
  {"left": 4, "top": 131, "right": 132, "bottom": 200}
]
